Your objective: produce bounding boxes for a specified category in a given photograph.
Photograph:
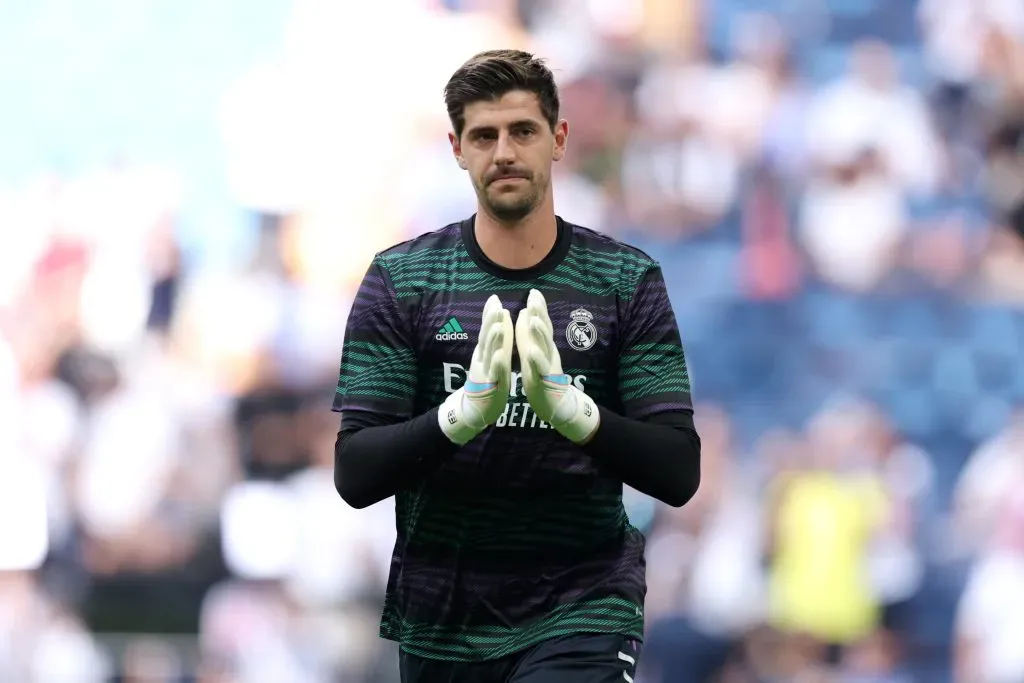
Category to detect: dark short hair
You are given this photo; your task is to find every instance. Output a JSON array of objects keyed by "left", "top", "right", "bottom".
[{"left": 443, "top": 49, "right": 560, "bottom": 139}]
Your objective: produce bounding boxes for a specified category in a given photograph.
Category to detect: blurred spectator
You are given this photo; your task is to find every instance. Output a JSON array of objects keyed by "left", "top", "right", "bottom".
[
  {"left": 764, "top": 404, "right": 891, "bottom": 658},
  {"left": 954, "top": 489, "right": 1024, "bottom": 683},
  {"left": 805, "top": 40, "right": 943, "bottom": 195},
  {"left": 798, "top": 145, "right": 908, "bottom": 293},
  {"left": 952, "top": 411, "right": 1024, "bottom": 556}
]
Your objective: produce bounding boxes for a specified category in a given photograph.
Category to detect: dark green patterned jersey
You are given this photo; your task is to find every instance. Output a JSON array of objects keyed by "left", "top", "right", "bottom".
[{"left": 333, "top": 216, "right": 692, "bottom": 662}]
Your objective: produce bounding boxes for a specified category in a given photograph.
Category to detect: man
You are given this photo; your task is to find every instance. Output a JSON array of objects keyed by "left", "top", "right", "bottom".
[{"left": 333, "top": 49, "right": 701, "bottom": 683}]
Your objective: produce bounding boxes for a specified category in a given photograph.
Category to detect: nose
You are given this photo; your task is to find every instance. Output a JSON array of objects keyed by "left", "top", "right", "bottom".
[{"left": 494, "top": 130, "right": 516, "bottom": 166}]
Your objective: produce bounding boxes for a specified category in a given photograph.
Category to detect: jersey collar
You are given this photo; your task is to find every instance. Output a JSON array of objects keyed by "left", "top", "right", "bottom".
[{"left": 460, "top": 214, "right": 572, "bottom": 281}]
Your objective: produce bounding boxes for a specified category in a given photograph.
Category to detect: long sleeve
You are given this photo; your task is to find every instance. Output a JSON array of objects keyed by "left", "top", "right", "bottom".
[
  {"left": 597, "top": 262, "right": 700, "bottom": 507},
  {"left": 334, "top": 408, "right": 459, "bottom": 509},
  {"left": 332, "top": 256, "right": 456, "bottom": 509},
  {"left": 583, "top": 409, "right": 700, "bottom": 507}
]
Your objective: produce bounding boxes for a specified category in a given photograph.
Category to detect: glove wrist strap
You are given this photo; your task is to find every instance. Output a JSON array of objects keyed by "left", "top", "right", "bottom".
[
  {"left": 438, "top": 389, "right": 483, "bottom": 446},
  {"left": 549, "top": 385, "right": 601, "bottom": 444}
]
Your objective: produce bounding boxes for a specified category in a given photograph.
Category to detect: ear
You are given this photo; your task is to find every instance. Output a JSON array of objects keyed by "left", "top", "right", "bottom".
[
  {"left": 552, "top": 119, "right": 569, "bottom": 162},
  {"left": 449, "top": 131, "right": 467, "bottom": 169}
]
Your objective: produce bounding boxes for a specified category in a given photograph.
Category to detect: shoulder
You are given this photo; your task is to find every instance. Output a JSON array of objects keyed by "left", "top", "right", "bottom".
[
  {"left": 374, "top": 222, "right": 463, "bottom": 270},
  {"left": 363, "top": 222, "right": 465, "bottom": 302},
  {"left": 564, "top": 220, "right": 661, "bottom": 296},
  {"left": 567, "top": 221, "right": 659, "bottom": 265}
]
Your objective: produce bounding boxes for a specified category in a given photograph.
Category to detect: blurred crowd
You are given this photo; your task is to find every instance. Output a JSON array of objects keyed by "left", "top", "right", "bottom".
[{"left": 1, "top": 0, "right": 1023, "bottom": 681}]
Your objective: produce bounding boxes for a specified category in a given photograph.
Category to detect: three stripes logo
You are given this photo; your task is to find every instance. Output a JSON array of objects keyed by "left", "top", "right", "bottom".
[{"left": 435, "top": 317, "right": 469, "bottom": 342}]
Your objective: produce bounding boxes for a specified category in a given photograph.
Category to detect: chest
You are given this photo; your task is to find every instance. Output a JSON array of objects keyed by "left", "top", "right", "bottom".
[{"left": 411, "top": 289, "right": 621, "bottom": 376}]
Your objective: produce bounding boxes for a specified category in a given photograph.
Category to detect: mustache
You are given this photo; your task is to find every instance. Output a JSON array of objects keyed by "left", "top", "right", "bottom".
[{"left": 487, "top": 168, "right": 532, "bottom": 184}]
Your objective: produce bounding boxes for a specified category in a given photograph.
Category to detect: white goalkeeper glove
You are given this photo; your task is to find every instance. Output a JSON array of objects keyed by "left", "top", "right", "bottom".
[
  {"left": 515, "top": 289, "right": 600, "bottom": 444},
  {"left": 438, "top": 295, "right": 514, "bottom": 445}
]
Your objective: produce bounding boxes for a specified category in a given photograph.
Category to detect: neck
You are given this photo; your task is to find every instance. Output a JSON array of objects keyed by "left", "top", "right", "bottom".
[{"left": 475, "top": 194, "right": 558, "bottom": 270}]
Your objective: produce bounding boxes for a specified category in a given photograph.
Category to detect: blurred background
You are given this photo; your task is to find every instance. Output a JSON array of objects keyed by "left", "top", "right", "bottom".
[{"left": 1, "top": 0, "right": 1023, "bottom": 681}]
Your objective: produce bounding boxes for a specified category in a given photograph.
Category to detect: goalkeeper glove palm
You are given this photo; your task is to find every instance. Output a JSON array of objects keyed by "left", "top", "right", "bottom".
[
  {"left": 515, "top": 289, "right": 600, "bottom": 444},
  {"left": 438, "top": 295, "right": 513, "bottom": 445}
]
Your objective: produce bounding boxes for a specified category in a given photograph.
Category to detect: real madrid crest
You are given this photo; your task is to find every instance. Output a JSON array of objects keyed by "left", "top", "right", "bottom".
[{"left": 565, "top": 307, "right": 597, "bottom": 351}]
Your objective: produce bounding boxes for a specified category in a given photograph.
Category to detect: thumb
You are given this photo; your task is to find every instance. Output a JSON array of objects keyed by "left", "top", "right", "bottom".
[{"left": 514, "top": 307, "right": 531, "bottom": 358}]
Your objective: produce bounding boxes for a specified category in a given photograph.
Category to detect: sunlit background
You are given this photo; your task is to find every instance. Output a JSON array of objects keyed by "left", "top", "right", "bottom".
[{"left": 1, "top": 0, "right": 1023, "bottom": 681}]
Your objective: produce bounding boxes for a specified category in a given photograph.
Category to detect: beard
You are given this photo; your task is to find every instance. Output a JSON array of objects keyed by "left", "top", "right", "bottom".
[{"left": 477, "top": 174, "right": 544, "bottom": 223}]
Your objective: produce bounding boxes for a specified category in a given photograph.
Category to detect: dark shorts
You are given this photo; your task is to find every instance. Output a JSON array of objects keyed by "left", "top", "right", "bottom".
[{"left": 399, "top": 633, "right": 642, "bottom": 683}]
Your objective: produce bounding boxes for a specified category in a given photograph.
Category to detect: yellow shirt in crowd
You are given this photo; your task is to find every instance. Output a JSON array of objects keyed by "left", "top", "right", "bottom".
[{"left": 768, "top": 471, "right": 890, "bottom": 644}]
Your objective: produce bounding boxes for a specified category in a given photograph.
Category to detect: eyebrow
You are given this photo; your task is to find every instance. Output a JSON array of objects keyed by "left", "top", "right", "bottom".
[{"left": 466, "top": 119, "right": 541, "bottom": 136}]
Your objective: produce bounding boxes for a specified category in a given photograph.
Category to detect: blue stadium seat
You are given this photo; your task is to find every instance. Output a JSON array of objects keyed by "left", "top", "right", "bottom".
[
  {"left": 963, "top": 396, "right": 1014, "bottom": 442},
  {"left": 826, "top": 0, "right": 878, "bottom": 18},
  {"left": 825, "top": 0, "right": 921, "bottom": 45},
  {"left": 889, "top": 387, "right": 938, "bottom": 438},
  {"left": 967, "top": 306, "right": 1021, "bottom": 355}
]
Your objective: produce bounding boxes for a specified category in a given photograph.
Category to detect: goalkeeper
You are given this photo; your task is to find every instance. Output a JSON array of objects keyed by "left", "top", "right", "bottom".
[{"left": 333, "top": 49, "right": 701, "bottom": 683}]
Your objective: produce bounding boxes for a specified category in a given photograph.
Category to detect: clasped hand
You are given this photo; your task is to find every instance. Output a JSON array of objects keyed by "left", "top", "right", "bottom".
[{"left": 438, "top": 290, "right": 599, "bottom": 445}]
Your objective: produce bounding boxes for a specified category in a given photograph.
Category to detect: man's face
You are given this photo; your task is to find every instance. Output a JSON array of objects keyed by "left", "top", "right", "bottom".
[{"left": 450, "top": 90, "right": 567, "bottom": 223}]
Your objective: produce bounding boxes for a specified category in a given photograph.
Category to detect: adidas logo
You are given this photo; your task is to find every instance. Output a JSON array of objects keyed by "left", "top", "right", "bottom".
[{"left": 435, "top": 317, "right": 469, "bottom": 341}]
